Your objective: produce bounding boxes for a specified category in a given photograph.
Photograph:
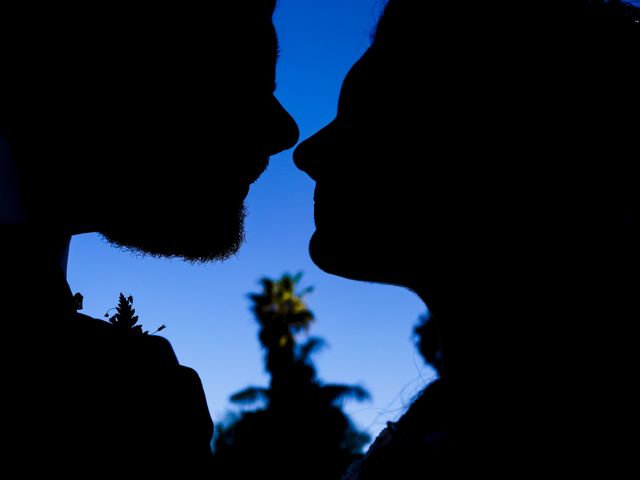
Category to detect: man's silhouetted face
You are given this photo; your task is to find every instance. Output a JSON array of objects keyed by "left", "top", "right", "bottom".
[{"left": 2, "top": 1, "right": 298, "bottom": 261}]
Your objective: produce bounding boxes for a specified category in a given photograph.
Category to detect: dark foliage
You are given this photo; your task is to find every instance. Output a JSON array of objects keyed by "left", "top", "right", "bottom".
[
  {"left": 212, "top": 273, "right": 371, "bottom": 480},
  {"left": 414, "top": 312, "right": 444, "bottom": 376},
  {"left": 105, "top": 293, "right": 166, "bottom": 335},
  {"left": 73, "top": 292, "right": 84, "bottom": 311}
]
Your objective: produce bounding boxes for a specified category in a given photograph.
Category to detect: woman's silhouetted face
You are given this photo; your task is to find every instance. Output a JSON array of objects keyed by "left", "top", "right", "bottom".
[
  {"left": 294, "top": 5, "right": 439, "bottom": 285},
  {"left": 295, "top": 1, "right": 536, "bottom": 287},
  {"left": 295, "top": 0, "right": 640, "bottom": 286}
]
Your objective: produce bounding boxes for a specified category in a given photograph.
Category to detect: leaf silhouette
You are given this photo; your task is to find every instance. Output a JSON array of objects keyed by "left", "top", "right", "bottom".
[{"left": 230, "top": 387, "right": 270, "bottom": 406}]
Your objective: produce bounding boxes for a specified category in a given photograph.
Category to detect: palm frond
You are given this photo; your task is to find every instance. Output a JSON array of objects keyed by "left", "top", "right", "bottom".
[
  {"left": 230, "top": 386, "right": 270, "bottom": 406},
  {"left": 298, "top": 337, "right": 327, "bottom": 361},
  {"left": 322, "top": 384, "right": 371, "bottom": 405}
]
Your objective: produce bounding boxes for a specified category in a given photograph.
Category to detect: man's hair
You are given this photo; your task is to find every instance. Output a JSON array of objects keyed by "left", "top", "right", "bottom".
[{"left": 0, "top": 2, "right": 277, "bottom": 126}]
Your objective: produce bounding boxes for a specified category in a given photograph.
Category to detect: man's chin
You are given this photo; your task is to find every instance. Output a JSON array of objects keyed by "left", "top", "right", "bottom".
[{"left": 100, "top": 208, "right": 246, "bottom": 263}]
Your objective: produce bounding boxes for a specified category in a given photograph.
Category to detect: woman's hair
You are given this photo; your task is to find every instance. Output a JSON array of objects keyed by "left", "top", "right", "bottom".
[{"left": 374, "top": 0, "right": 639, "bottom": 43}]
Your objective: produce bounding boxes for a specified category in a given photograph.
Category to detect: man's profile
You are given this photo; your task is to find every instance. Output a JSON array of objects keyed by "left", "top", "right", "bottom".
[{"left": 1, "top": 1, "right": 298, "bottom": 475}]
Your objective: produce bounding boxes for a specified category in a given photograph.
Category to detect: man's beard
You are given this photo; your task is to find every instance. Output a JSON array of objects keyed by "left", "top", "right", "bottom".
[{"left": 100, "top": 205, "right": 246, "bottom": 263}]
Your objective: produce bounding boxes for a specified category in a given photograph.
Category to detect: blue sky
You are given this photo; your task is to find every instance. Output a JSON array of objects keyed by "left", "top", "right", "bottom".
[
  {"left": 67, "top": 0, "right": 640, "bottom": 451},
  {"left": 68, "top": 0, "right": 433, "bottom": 446}
]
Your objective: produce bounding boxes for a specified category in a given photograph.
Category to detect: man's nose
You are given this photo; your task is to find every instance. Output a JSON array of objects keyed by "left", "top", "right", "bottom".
[{"left": 267, "top": 97, "right": 299, "bottom": 155}]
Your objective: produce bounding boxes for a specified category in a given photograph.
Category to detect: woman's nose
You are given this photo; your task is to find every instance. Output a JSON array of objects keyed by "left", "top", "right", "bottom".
[
  {"left": 293, "top": 121, "right": 338, "bottom": 180},
  {"left": 293, "top": 136, "right": 314, "bottom": 179}
]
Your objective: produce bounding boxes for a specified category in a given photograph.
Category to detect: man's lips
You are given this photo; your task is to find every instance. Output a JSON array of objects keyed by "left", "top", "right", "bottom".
[
  {"left": 247, "top": 158, "right": 270, "bottom": 185},
  {"left": 235, "top": 158, "right": 270, "bottom": 200}
]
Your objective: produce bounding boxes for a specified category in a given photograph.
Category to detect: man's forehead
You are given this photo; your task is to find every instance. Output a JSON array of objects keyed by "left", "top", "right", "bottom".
[
  {"left": 1, "top": 2, "right": 281, "bottom": 92},
  {"left": 217, "top": 1, "right": 276, "bottom": 18}
]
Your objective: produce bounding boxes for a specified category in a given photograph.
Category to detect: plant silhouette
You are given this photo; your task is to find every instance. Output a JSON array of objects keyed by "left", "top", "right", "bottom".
[
  {"left": 212, "top": 273, "right": 371, "bottom": 480},
  {"left": 105, "top": 293, "right": 166, "bottom": 335},
  {"left": 414, "top": 312, "right": 443, "bottom": 376},
  {"left": 73, "top": 292, "right": 84, "bottom": 311}
]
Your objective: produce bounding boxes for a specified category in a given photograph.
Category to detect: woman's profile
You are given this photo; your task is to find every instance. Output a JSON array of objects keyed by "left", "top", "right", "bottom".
[{"left": 295, "top": 0, "right": 638, "bottom": 476}]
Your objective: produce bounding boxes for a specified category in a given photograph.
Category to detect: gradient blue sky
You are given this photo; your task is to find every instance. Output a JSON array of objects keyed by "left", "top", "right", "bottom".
[
  {"left": 68, "top": 0, "right": 433, "bottom": 446},
  {"left": 68, "top": 0, "right": 638, "bottom": 448}
]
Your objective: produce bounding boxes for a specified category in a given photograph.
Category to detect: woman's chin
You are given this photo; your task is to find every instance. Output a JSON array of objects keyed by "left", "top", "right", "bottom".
[{"left": 309, "top": 230, "right": 409, "bottom": 286}]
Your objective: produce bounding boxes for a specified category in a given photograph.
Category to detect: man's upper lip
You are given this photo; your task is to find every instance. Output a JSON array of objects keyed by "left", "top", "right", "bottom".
[{"left": 247, "top": 158, "right": 269, "bottom": 185}]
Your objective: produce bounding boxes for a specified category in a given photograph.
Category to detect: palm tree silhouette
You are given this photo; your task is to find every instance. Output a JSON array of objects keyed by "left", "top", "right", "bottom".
[{"left": 212, "top": 273, "right": 370, "bottom": 480}]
